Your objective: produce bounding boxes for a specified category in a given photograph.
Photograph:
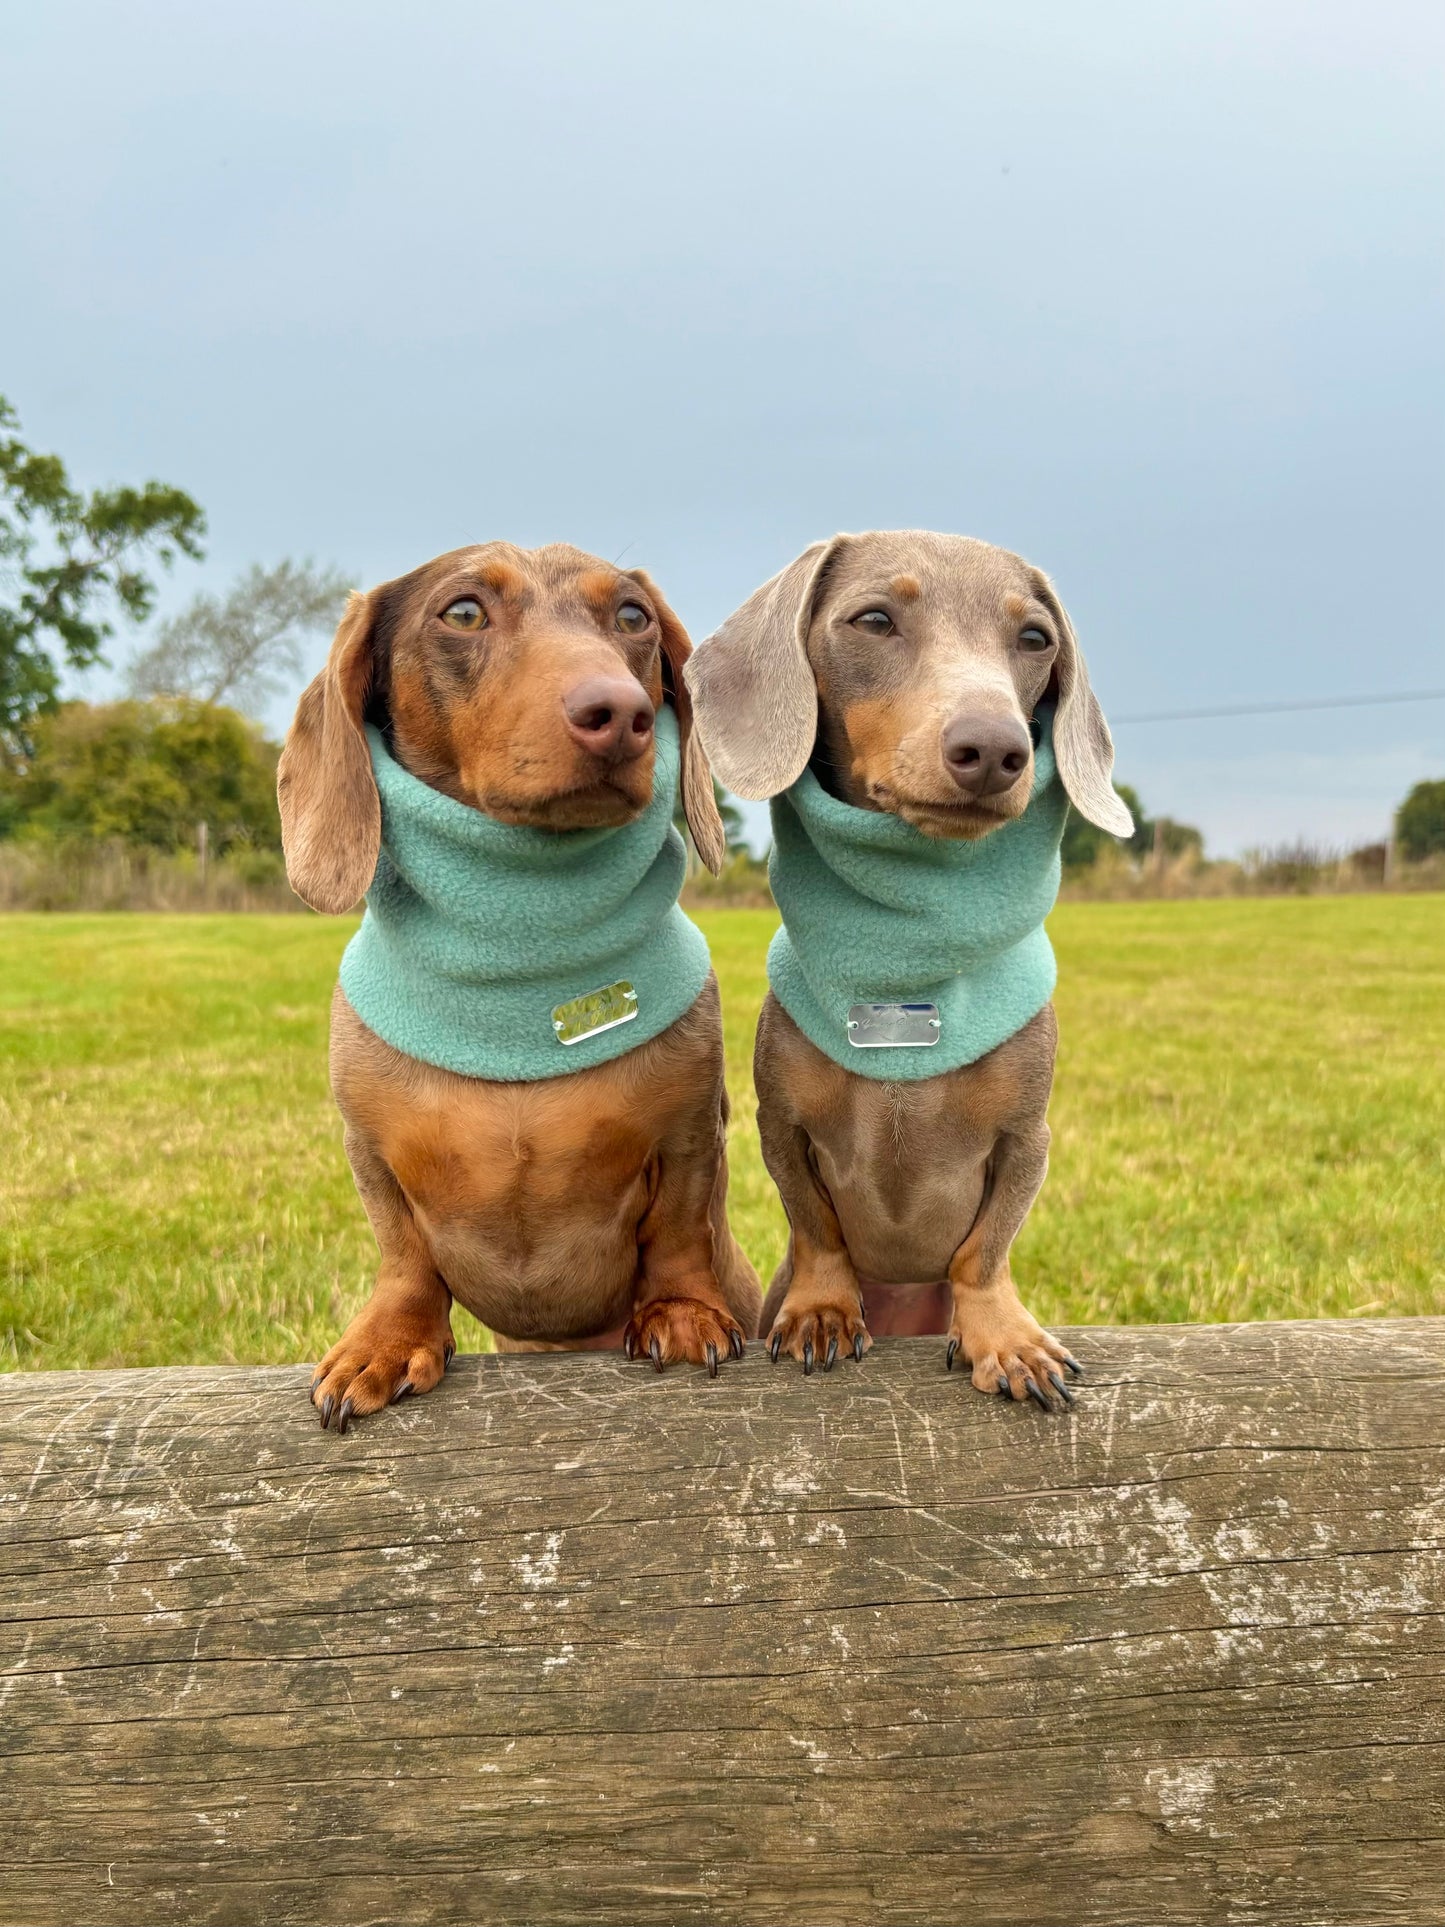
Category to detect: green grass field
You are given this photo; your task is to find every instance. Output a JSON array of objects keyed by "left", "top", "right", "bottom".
[{"left": 2, "top": 898, "right": 1442, "bottom": 1372}]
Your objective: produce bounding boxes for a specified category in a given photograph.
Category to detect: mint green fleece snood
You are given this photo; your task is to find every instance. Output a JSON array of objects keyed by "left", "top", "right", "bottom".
[
  {"left": 339, "top": 705, "right": 711, "bottom": 1082},
  {"left": 767, "top": 706, "right": 1068, "bottom": 1081}
]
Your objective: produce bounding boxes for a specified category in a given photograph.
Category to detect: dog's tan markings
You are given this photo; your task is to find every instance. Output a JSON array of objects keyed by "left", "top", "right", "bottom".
[
  {"left": 575, "top": 567, "right": 625, "bottom": 622},
  {"left": 641, "top": 648, "right": 665, "bottom": 707},
  {"left": 836, "top": 693, "right": 911, "bottom": 800},
  {"left": 891, "top": 574, "right": 921, "bottom": 602},
  {"left": 476, "top": 558, "right": 531, "bottom": 602},
  {"left": 945, "top": 1260, "right": 1077, "bottom": 1405},
  {"left": 387, "top": 659, "right": 471, "bottom": 802}
]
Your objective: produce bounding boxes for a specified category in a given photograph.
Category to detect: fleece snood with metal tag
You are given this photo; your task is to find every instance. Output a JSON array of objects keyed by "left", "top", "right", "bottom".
[
  {"left": 766, "top": 706, "right": 1068, "bottom": 1081},
  {"left": 339, "top": 705, "right": 711, "bottom": 1082}
]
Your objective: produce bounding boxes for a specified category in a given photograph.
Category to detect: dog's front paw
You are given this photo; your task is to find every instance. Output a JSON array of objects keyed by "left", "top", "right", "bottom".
[
  {"left": 946, "top": 1294, "right": 1081, "bottom": 1413},
  {"left": 624, "top": 1298, "right": 747, "bottom": 1377},
  {"left": 767, "top": 1296, "right": 871, "bottom": 1375},
  {"left": 311, "top": 1309, "right": 455, "bottom": 1432}
]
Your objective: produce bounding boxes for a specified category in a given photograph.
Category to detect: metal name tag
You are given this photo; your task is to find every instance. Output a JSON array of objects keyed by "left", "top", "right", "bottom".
[
  {"left": 552, "top": 980, "right": 639, "bottom": 1046},
  {"left": 846, "top": 1001, "right": 942, "bottom": 1049}
]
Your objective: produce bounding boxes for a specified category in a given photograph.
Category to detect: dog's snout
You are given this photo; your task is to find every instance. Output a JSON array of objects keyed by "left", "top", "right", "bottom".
[
  {"left": 562, "top": 676, "right": 655, "bottom": 762},
  {"left": 940, "top": 712, "right": 1032, "bottom": 799}
]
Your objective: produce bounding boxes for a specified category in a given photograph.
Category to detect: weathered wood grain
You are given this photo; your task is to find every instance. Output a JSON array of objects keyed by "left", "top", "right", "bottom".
[{"left": 1, "top": 1320, "right": 1442, "bottom": 1927}]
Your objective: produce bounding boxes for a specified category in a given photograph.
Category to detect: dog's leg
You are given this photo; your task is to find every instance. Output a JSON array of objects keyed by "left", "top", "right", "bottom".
[
  {"left": 755, "top": 1094, "right": 870, "bottom": 1373},
  {"left": 310, "top": 1127, "right": 455, "bottom": 1431},
  {"left": 754, "top": 997, "right": 869, "bottom": 1373},
  {"left": 625, "top": 1143, "right": 751, "bottom": 1374},
  {"left": 944, "top": 1124, "right": 1080, "bottom": 1411}
]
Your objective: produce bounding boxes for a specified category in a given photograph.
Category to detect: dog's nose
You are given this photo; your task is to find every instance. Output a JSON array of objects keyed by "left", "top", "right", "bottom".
[
  {"left": 940, "top": 712, "right": 1032, "bottom": 798},
  {"left": 562, "top": 676, "right": 656, "bottom": 762}
]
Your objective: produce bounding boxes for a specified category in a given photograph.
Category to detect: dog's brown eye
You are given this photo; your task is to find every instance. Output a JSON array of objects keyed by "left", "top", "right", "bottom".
[
  {"left": 616, "top": 602, "right": 650, "bottom": 634},
  {"left": 854, "top": 610, "right": 894, "bottom": 636},
  {"left": 442, "top": 597, "right": 486, "bottom": 631},
  {"left": 1019, "top": 626, "right": 1053, "bottom": 652}
]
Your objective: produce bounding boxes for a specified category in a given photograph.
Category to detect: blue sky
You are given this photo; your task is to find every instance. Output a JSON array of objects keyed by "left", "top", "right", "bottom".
[{"left": 3, "top": 0, "right": 1441, "bottom": 853}]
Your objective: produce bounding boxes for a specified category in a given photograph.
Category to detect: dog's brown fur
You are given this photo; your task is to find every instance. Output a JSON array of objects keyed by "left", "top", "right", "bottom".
[
  {"left": 686, "top": 532, "right": 1130, "bottom": 1411},
  {"left": 279, "top": 543, "right": 760, "bottom": 1429}
]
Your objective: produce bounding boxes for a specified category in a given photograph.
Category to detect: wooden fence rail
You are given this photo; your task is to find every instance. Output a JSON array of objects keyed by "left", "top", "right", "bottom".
[{"left": 2, "top": 1319, "right": 1443, "bottom": 1926}]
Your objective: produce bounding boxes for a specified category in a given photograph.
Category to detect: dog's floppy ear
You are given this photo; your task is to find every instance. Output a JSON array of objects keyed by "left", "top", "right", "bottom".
[
  {"left": 1032, "top": 570, "right": 1133, "bottom": 837},
  {"left": 625, "top": 568, "right": 727, "bottom": 876},
  {"left": 682, "top": 538, "right": 842, "bottom": 800},
  {"left": 277, "top": 589, "right": 382, "bottom": 912}
]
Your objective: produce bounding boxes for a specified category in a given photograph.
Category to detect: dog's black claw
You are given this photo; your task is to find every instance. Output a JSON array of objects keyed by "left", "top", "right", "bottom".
[
  {"left": 443, "top": 1342, "right": 456, "bottom": 1367},
  {"left": 623, "top": 1329, "right": 636, "bottom": 1360},
  {"left": 997, "top": 1375, "right": 1011, "bottom": 1397},
  {"left": 706, "top": 1342, "right": 719, "bottom": 1379},
  {"left": 770, "top": 1331, "right": 782, "bottom": 1363},
  {"left": 802, "top": 1340, "right": 814, "bottom": 1376},
  {"left": 853, "top": 1332, "right": 865, "bottom": 1362},
  {"left": 946, "top": 1337, "right": 959, "bottom": 1373},
  {"left": 1024, "top": 1378, "right": 1051, "bottom": 1412},
  {"left": 730, "top": 1328, "right": 745, "bottom": 1359},
  {"left": 309, "top": 1372, "right": 322, "bottom": 1396},
  {"left": 1048, "top": 1369, "right": 1076, "bottom": 1406},
  {"left": 320, "top": 1392, "right": 335, "bottom": 1429},
  {"left": 392, "top": 1379, "right": 413, "bottom": 1404},
  {"left": 1064, "top": 1356, "right": 1084, "bottom": 1378},
  {"left": 337, "top": 1396, "right": 354, "bottom": 1435},
  {"left": 825, "top": 1336, "right": 838, "bottom": 1371},
  {"left": 649, "top": 1335, "right": 663, "bottom": 1373}
]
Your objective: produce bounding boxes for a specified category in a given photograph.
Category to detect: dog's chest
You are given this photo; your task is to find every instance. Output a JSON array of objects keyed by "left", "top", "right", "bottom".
[
  {"left": 383, "top": 1080, "right": 653, "bottom": 1226},
  {"left": 803, "top": 1077, "right": 995, "bottom": 1281}
]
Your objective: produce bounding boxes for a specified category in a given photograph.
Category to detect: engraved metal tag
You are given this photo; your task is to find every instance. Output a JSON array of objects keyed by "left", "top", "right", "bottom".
[
  {"left": 846, "top": 1001, "right": 942, "bottom": 1049},
  {"left": 552, "top": 980, "right": 639, "bottom": 1046}
]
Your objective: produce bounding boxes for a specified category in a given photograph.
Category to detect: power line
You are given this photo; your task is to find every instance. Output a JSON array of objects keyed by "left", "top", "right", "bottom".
[{"left": 1111, "top": 689, "right": 1445, "bottom": 725}]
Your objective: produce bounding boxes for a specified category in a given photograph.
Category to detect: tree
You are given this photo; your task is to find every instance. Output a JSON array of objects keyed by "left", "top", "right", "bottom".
[
  {"left": 0, "top": 396, "right": 205, "bottom": 747},
  {"left": 0, "top": 698, "right": 280, "bottom": 853},
  {"left": 1396, "top": 779, "right": 1445, "bottom": 861},
  {"left": 1138, "top": 814, "right": 1204, "bottom": 862},
  {"left": 1061, "top": 782, "right": 1204, "bottom": 871},
  {"left": 126, "top": 559, "right": 351, "bottom": 714}
]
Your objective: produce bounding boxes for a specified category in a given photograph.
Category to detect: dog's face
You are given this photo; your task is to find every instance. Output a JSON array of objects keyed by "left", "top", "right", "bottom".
[
  {"left": 278, "top": 542, "right": 726, "bottom": 913},
  {"left": 685, "top": 529, "right": 1133, "bottom": 842},
  {"left": 802, "top": 533, "right": 1067, "bottom": 839},
  {"left": 370, "top": 543, "right": 677, "bottom": 831}
]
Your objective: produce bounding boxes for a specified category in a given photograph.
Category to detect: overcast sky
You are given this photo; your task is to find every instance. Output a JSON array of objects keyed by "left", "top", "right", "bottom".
[{"left": 4, "top": 0, "right": 1442, "bottom": 854}]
